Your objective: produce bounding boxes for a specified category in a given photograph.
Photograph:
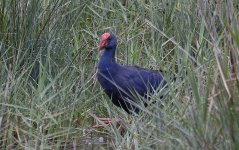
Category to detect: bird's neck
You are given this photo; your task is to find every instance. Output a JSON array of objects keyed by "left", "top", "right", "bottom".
[{"left": 98, "top": 47, "right": 116, "bottom": 70}]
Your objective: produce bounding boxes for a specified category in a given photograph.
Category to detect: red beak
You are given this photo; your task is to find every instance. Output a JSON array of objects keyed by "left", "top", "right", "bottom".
[
  {"left": 98, "top": 40, "right": 106, "bottom": 50},
  {"left": 98, "top": 32, "right": 111, "bottom": 50}
]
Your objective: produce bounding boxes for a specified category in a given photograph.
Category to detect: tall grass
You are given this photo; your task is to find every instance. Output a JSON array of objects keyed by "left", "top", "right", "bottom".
[{"left": 0, "top": 0, "right": 238, "bottom": 149}]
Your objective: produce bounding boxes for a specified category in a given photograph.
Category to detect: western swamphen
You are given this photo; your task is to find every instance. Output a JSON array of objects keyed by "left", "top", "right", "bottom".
[{"left": 97, "top": 32, "right": 167, "bottom": 115}]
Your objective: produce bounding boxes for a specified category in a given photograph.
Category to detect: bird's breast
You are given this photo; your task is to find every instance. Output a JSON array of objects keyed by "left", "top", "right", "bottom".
[{"left": 97, "top": 68, "right": 117, "bottom": 90}]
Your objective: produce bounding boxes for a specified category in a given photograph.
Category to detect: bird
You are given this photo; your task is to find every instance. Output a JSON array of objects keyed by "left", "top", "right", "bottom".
[{"left": 96, "top": 32, "right": 167, "bottom": 117}]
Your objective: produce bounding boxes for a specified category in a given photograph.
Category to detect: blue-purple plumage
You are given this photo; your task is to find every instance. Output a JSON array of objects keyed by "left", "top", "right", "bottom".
[{"left": 97, "top": 33, "right": 167, "bottom": 114}]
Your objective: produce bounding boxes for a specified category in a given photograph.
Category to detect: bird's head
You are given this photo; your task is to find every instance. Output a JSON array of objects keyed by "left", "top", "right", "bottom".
[{"left": 98, "top": 32, "right": 117, "bottom": 50}]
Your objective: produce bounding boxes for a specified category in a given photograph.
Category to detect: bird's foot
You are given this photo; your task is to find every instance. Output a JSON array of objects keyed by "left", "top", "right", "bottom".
[{"left": 92, "top": 117, "right": 113, "bottom": 128}]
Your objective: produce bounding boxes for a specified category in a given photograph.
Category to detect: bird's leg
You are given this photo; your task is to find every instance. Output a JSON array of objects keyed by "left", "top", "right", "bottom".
[
  {"left": 92, "top": 117, "right": 113, "bottom": 128},
  {"left": 92, "top": 116, "right": 126, "bottom": 129}
]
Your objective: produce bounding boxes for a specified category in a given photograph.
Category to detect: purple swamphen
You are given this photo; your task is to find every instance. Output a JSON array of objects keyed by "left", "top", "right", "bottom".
[{"left": 97, "top": 32, "right": 167, "bottom": 116}]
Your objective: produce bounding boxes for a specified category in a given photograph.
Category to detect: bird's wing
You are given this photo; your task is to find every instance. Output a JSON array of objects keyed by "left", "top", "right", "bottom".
[{"left": 115, "top": 65, "right": 167, "bottom": 98}]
